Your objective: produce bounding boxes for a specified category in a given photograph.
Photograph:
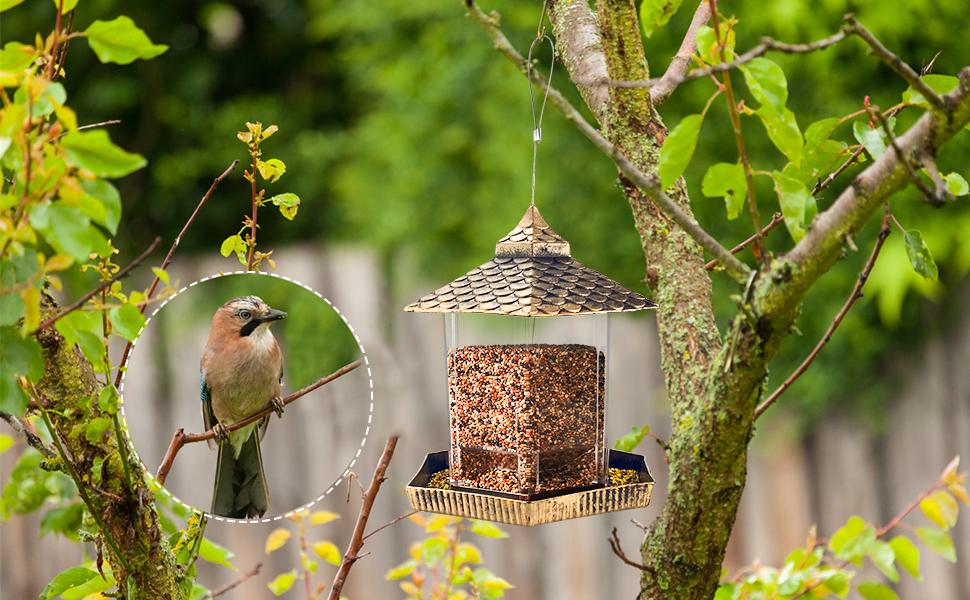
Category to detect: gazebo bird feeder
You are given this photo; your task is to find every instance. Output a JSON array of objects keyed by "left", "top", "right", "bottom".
[{"left": 404, "top": 205, "right": 657, "bottom": 525}]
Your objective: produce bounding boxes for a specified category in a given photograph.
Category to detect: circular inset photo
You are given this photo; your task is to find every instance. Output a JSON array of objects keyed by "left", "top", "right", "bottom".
[{"left": 121, "top": 272, "right": 372, "bottom": 522}]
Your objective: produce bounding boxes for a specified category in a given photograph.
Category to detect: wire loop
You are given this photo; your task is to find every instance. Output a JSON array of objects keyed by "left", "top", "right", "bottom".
[{"left": 526, "top": 34, "right": 555, "bottom": 207}]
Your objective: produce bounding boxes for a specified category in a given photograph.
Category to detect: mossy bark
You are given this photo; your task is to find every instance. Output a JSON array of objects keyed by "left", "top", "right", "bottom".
[{"left": 35, "top": 299, "right": 187, "bottom": 599}]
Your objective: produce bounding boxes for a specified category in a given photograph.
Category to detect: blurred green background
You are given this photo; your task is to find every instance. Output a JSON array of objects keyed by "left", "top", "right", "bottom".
[{"left": 5, "top": 0, "right": 970, "bottom": 425}]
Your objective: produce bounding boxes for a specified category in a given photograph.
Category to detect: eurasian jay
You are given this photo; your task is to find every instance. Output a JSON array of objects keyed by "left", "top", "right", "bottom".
[{"left": 200, "top": 295, "right": 287, "bottom": 519}]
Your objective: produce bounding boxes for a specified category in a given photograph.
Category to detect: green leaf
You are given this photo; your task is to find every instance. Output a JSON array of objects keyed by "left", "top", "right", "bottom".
[
  {"left": 829, "top": 516, "right": 876, "bottom": 563},
  {"left": 614, "top": 424, "right": 650, "bottom": 452},
  {"left": 267, "top": 570, "right": 298, "bottom": 596},
  {"left": 702, "top": 162, "right": 747, "bottom": 220},
  {"left": 84, "top": 16, "right": 168, "bottom": 65},
  {"left": 0, "top": 433, "right": 12, "bottom": 454},
  {"left": 151, "top": 267, "right": 170, "bottom": 285},
  {"left": 40, "top": 503, "right": 83, "bottom": 539},
  {"left": 659, "top": 113, "right": 704, "bottom": 189},
  {"left": 85, "top": 417, "right": 112, "bottom": 444},
  {"left": 52, "top": 0, "right": 79, "bottom": 14},
  {"left": 0, "top": 326, "right": 44, "bottom": 382},
  {"left": 421, "top": 536, "right": 449, "bottom": 565},
  {"left": 889, "top": 535, "right": 920, "bottom": 580},
  {"left": 268, "top": 192, "right": 300, "bottom": 220},
  {"left": 0, "top": 290, "right": 25, "bottom": 327},
  {"left": 868, "top": 540, "right": 898, "bottom": 582},
  {"left": 14, "top": 81, "right": 66, "bottom": 118},
  {"left": 98, "top": 386, "right": 119, "bottom": 413},
  {"left": 199, "top": 538, "right": 237, "bottom": 570},
  {"left": 264, "top": 528, "right": 291, "bottom": 553},
  {"left": 756, "top": 104, "right": 803, "bottom": 163},
  {"left": 257, "top": 158, "right": 286, "bottom": 183},
  {"left": 921, "top": 490, "right": 959, "bottom": 529},
  {"left": 0, "top": 42, "right": 37, "bottom": 87},
  {"left": 385, "top": 559, "right": 417, "bottom": 580},
  {"left": 902, "top": 74, "right": 959, "bottom": 107},
  {"left": 944, "top": 173, "right": 968, "bottom": 197},
  {"left": 639, "top": 0, "right": 685, "bottom": 38},
  {"left": 740, "top": 57, "right": 788, "bottom": 112},
  {"left": 40, "top": 567, "right": 98, "bottom": 600},
  {"left": 62, "top": 130, "right": 147, "bottom": 178},
  {"left": 853, "top": 121, "right": 887, "bottom": 160},
  {"left": 312, "top": 540, "right": 342, "bottom": 566},
  {"left": 61, "top": 570, "right": 115, "bottom": 600},
  {"left": 80, "top": 180, "right": 122, "bottom": 234},
  {"left": 857, "top": 582, "right": 899, "bottom": 600},
  {"left": 0, "top": 0, "right": 26, "bottom": 14},
  {"left": 915, "top": 526, "right": 956, "bottom": 562},
  {"left": 771, "top": 171, "right": 816, "bottom": 242},
  {"left": 109, "top": 302, "right": 145, "bottom": 341},
  {"left": 470, "top": 519, "right": 509, "bottom": 539},
  {"left": 903, "top": 229, "right": 938, "bottom": 280},
  {"left": 29, "top": 201, "right": 111, "bottom": 261},
  {"left": 55, "top": 310, "right": 106, "bottom": 371},
  {"left": 804, "top": 117, "right": 841, "bottom": 150},
  {"left": 220, "top": 234, "right": 247, "bottom": 264},
  {"left": 0, "top": 372, "right": 27, "bottom": 416}
]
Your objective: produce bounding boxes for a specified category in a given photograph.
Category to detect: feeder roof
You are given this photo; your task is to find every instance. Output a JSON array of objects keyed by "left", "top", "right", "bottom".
[{"left": 404, "top": 206, "right": 656, "bottom": 317}]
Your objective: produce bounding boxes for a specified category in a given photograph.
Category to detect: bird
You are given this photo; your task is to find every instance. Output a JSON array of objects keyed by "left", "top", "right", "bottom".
[{"left": 200, "top": 295, "right": 287, "bottom": 519}]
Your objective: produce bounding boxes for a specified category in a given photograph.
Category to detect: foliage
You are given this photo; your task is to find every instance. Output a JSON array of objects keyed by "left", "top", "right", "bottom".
[
  {"left": 262, "top": 508, "right": 341, "bottom": 598},
  {"left": 385, "top": 514, "right": 512, "bottom": 600},
  {"left": 716, "top": 458, "right": 967, "bottom": 599}
]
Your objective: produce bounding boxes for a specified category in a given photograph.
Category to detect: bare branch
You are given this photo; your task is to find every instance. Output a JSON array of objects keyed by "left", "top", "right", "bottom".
[
  {"left": 208, "top": 562, "right": 263, "bottom": 598},
  {"left": 113, "top": 160, "right": 239, "bottom": 389},
  {"left": 608, "top": 527, "right": 654, "bottom": 573},
  {"left": 705, "top": 212, "right": 783, "bottom": 271},
  {"left": 362, "top": 510, "right": 418, "bottom": 542},
  {"left": 755, "top": 210, "right": 891, "bottom": 418},
  {"left": 465, "top": 0, "right": 751, "bottom": 283},
  {"left": 155, "top": 360, "right": 362, "bottom": 485},
  {"left": 650, "top": 2, "right": 711, "bottom": 104},
  {"left": 328, "top": 435, "right": 399, "bottom": 600},
  {"left": 0, "top": 411, "right": 56, "bottom": 457},
  {"left": 845, "top": 15, "right": 945, "bottom": 110},
  {"left": 34, "top": 237, "right": 161, "bottom": 335},
  {"left": 871, "top": 107, "right": 942, "bottom": 206}
]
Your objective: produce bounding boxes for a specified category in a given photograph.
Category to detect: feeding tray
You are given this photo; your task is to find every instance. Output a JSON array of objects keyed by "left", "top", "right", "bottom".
[{"left": 406, "top": 449, "right": 654, "bottom": 526}]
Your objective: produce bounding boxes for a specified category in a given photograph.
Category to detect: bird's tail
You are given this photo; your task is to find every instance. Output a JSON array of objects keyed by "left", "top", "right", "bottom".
[{"left": 211, "top": 432, "right": 269, "bottom": 519}]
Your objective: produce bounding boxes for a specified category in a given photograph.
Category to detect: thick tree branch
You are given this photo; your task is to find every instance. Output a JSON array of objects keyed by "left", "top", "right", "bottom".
[
  {"left": 465, "top": 0, "right": 750, "bottom": 283},
  {"left": 155, "top": 360, "right": 361, "bottom": 485},
  {"left": 546, "top": 0, "right": 610, "bottom": 123},
  {"left": 327, "top": 435, "right": 399, "bottom": 600},
  {"left": 755, "top": 210, "right": 891, "bottom": 418},
  {"left": 650, "top": 2, "right": 711, "bottom": 105}
]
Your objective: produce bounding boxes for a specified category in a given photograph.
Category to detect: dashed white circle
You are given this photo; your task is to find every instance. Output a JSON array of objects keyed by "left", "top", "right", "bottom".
[{"left": 119, "top": 271, "right": 374, "bottom": 524}]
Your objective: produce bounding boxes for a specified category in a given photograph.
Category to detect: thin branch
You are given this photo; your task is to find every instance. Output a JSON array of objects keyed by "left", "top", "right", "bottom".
[
  {"left": 755, "top": 210, "right": 891, "bottom": 418},
  {"left": 0, "top": 411, "right": 56, "bottom": 457},
  {"left": 328, "top": 435, "right": 399, "bottom": 600},
  {"left": 870, "top": 107, "right": 942, "bottom": 206},
  {"left": 919, "top": 151, "right": 952, "bottom": 203},
  {"left": 113, "top": 160, "right": 239, "bottom": 389},
  {"left": 608, "top": 527, "right": 654, "bottom": 573},
  {"left": 34, "top": 237, "right": 161, "bottom": 335},
  {"left": 465, "top": 0, "right": 751, "bottom": 283},
  {"left": 844, "top": 15, "right": 945, "bottom": 110},
  {"left": 155, "top": 359, "right": 362, "bottom": 485},
  {"left": 650, "top": 1, "right": 711, "bottom": 104},
  {"left": 705, "top": 212, "right": 783, "bottom": 271},
  {"left": 362, "top": 510, "right": 418, "bottom": 542},
  {"left": 208, "top": 562, "right": 263, "bottom": 598},
  {"left": 56, "top": 119, "right": 122, "bottom": 139}
]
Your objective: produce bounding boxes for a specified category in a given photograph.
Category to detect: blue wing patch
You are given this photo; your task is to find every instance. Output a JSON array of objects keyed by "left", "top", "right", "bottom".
[{"left": 200, "top": 372, "right": 210, "bottom": 404}]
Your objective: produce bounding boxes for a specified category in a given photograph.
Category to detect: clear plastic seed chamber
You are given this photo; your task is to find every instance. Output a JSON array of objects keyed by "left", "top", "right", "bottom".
[{"left": 405, "top": 206, "right": 656, "bottom": 513}]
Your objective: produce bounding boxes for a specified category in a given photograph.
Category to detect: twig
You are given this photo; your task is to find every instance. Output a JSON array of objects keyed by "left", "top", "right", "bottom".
[
  {"left": 919, "top": 152, "right": 952, "bottom": 203},
  {"left": 608, "top": 527, "right": 654, "bottom": 573},
  {"left": 34, "top": 237, "right": 161, "bottom": 335},
  {"left": 246, "top": 146, "right": 259, "bottom": 271},
  {"left": 208, "top": 562, "right": 263, "bottom": 598},
  {"left": 465, "top": 0, "right": 751, "bottom": 283},
  {"left": 844, "top": 15, "right": 945, "bottom": 110},
  {"left": 870, "top": 106, "right": 941, "bottom": 206},
  {"left": 56, "top": 119, "right": 122, "bottom": 138},
  {"left": 650, "top": 2, "right": 711, "bottom": 104},
  {"left": 362, "top": 510, "right": 418, "bottom": 542},
  {"left": 155, "top": 359, "right": 361, "bottom": 485},
  {"left": 705, "top": 213, "right": 783, "bottom": 270},
  {"left": 113, "top": 160, "right": 239, "bottom": 389},
  {"left": 0, "top": 411, "right": 56, "bottom": 457},
  {"left": 755, "top": 210, "right": 891, "bottom": 418},
  {"left": 328, "top": 435, "right": 399, "bottom": 600}
]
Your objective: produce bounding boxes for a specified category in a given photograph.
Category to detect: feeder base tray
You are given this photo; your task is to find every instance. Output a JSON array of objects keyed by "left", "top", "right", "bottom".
[{"left": 406, "top": 450, "right": 653, "bottom": 526}]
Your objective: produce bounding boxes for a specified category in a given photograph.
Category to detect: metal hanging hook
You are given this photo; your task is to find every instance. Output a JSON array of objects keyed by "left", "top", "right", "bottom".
[{"left": 527, "top": 34, "right": 555, "bottom": 208}]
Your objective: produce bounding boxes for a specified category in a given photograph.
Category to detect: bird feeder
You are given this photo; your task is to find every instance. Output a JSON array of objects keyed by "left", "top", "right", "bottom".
[{"left": 404, "top": 205, "right": 657, "bottom": 525}]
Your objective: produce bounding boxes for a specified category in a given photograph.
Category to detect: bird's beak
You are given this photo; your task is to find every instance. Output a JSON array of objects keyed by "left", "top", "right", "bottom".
[{"left": 259, "top": 308, "right": 288, "bottom": 323}]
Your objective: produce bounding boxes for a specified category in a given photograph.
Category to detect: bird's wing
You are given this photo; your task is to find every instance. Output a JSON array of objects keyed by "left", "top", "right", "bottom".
[{"left": 201, "top": 371, "right": 219, "bottom": 450}]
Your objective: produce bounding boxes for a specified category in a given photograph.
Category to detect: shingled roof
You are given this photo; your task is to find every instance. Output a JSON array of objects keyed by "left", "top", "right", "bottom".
[{"left": 403, "top": 205, "right": 656, "bottom": 317}]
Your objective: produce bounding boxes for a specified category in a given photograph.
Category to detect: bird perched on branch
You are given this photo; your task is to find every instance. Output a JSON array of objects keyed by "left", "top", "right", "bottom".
[{"left": 201, "top": 295, "right": 287, "bottom": 518}]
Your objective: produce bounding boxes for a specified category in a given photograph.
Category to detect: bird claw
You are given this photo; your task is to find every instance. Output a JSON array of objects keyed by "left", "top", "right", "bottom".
[
  {"left": 212, "top": 423, "right": 230, "bottom": 444},
  {"left": 270, "top": 396, "right": 285, "bottom": 418}
]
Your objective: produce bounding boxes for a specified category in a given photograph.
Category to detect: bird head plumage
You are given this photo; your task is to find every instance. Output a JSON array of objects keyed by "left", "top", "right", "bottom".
[{"left": 211, "top": 295, "right": 287, "bottom": 338}]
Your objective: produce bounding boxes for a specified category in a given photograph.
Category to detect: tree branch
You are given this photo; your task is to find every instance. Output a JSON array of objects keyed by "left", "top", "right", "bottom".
[
  {"left": 113, "top": 160, "right": 239, "bottom": 389},
  {"left": 327, "top": 435, "right": 399, "bottom": 600},
  {"left": 0, "top": 411, "right": 55, "bottom": 457},
  {"left": 34, "top": 236, "right": 161, "bottom": 335},
  {"left": 362, "top": 510, "right": 418, "bottom": 542},
  {"left": 608, "top": 527, "right": 654, "bottom": 573},
  {"left": 155, "top": 359, "right": 362, "bottom": 485},
  {"left": 208, "top": 562, "right": 263, "bottom": 598},
  {"left": 545, "top": 0, "right": 610, "bottom": 123},
  {"left": 650, "top": 2, "right": 711, "bottom": 105},
  {"left": 705, "top": 212, "right": 783, "bottom": 271},
  {"left": 871, "top": 106, "right": 941, "bottom": 206},
  {"left": 465, "top": 0, "right": 751, "bottom": 283},
  {"left": 755, "top": 210, "right": 891, "bottom": 418}
]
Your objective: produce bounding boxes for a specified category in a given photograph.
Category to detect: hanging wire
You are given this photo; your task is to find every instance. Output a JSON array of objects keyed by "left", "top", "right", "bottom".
[{"left": 526, "top": 32, "right": 555, "bottom": 208}]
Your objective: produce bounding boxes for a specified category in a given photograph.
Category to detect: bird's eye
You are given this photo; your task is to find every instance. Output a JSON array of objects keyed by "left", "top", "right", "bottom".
[{"left": 239, "top": 310, "right": 252, "bottom": 320}]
